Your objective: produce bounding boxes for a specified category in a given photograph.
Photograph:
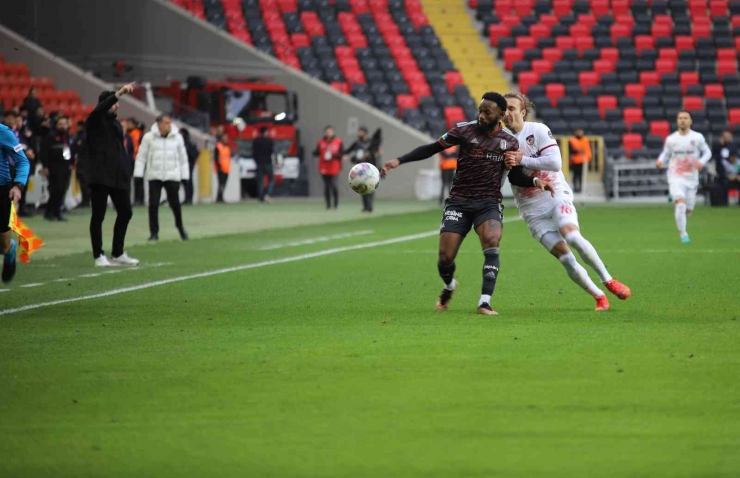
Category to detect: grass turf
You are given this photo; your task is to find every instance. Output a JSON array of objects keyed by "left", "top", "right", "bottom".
[{"left": 1, "top": 203, "right": 739, "bottom": 477}]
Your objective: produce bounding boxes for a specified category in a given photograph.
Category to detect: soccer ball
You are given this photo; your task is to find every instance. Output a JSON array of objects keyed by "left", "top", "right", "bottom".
[{"left": 348, "top": 162, "right": 380, "bottom": 195}]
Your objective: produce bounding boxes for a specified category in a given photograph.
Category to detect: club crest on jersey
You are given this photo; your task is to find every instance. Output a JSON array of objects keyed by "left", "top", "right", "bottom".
[
  {"left": 499, "top": 139, "right": 507, "bottom": 149},
  {"left": 526, "top": 135, "right": 535, "bottom": 146},
  {"left": 547, "top": 130, "right": 553, "bottom": 138}
]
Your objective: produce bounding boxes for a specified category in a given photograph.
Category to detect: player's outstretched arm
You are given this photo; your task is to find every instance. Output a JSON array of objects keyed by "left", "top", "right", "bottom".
[
  {"left": 507, "top": 166, "right": 555, "bottom": 196},
  {"left": 380, "top": 142, "right": 445, "bottom": 178}
]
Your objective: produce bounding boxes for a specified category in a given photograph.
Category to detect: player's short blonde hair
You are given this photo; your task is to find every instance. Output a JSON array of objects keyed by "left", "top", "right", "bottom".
[{"left": 503, "top": 92, "right": 535, "bottom": 120}]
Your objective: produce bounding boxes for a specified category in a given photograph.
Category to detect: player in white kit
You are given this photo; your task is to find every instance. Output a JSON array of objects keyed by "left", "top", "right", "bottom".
[
  {"left": 502, "top": 92, "right": 631, "bottom": 311},
  {"left": 655, "top": 111, "right": 711, "bottom": 243}
]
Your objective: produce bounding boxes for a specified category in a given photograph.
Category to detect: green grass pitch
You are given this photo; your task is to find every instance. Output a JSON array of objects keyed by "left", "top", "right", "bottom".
[{"left": 1, "top": 202, "right": 739, "bottom": 477}]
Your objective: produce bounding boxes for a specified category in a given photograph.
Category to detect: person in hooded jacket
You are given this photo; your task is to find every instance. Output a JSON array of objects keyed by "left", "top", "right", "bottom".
[
  {"left": 134, "top": 114, "right": 189, "bottom": 241},
  {"left": 85, "top": 83, "right": 139, "bottom": 267}
]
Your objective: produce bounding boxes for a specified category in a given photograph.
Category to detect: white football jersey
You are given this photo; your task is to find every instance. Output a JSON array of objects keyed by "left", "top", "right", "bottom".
[
  {"left": 509, "top": 121, "right": 572, "bottom": 210},
  {"left": 658, "top": 130, "right": 711, "bottom": 183}
]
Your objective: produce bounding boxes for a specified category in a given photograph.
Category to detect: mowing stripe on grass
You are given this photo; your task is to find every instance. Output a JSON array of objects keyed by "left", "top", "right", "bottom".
[{"left": 0, "top": 230, "right": 439, "bottom": 317}]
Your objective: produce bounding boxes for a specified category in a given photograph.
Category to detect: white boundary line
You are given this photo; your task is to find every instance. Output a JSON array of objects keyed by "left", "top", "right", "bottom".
[
  {"left": 0, "top": 230, "right": 439, "bottom": 317},
  {"left": 258, "top": 230, "right": 375, "bottom": 250}
]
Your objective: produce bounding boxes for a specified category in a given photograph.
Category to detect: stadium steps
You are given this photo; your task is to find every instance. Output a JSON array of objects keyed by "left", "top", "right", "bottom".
[{"left": 419, "top": 0, "right": 509, "bottom": 101}]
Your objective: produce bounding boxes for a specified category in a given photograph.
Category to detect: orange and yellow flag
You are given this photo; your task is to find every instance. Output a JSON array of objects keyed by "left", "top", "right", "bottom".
[{"left": 8, "top": 203, "right": 44, "bottom": 263}]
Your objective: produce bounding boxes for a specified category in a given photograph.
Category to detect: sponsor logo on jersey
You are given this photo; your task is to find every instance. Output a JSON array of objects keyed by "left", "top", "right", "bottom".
[
  {"left": 441, "top": 133, "right": 448, "bottom": 141},
  {"left": 444, "top": 210, "right": 463, "bottom": 222},
  {"left": 13, "top": 144, "right": 23, "bottom": 153},
  {"left": 526, "top": 135, "right": 535, "bottom": 146}
]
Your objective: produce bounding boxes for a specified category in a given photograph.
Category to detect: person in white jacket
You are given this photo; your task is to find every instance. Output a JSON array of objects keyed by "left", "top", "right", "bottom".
[{"left": 134, "top": 115, "right": 189, "bottom": 241}]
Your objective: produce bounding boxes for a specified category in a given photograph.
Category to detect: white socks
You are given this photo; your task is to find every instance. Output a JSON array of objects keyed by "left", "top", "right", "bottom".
[
  {"left": 559, "top": 252, "right": 604, "bottom": 298},
  {"left": 445, "top": 278, "right": 458, "bottom": 291},
  {"left": 478, "top": 294, "right": 491, "bottom": 306},
  {"left": 675, "top": 202, "right": 687, "bottom": 235},
  {"left": 565, "top": 230, "right": 613, "bottom": 283}
]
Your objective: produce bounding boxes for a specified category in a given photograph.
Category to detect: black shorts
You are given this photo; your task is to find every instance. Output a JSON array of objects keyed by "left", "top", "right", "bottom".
[
  {"left": 0, "top": 184, "right": 10, "bottom": 234},
  {"left": 440, "top": 199, "right": 504, "bottom": 237}
]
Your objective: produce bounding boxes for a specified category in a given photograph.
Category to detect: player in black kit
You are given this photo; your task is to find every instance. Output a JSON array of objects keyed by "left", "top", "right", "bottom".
[{"left": 382, "top": 92, "right": 554, "bottom": 315}]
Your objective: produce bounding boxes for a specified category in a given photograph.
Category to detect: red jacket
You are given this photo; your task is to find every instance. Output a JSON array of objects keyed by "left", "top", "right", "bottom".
[{"left": 316, "top": 136, "right": 343, "bottom": 176}]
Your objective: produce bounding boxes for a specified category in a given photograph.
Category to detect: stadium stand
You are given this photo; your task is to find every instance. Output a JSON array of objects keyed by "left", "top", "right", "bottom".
[
  {"left": 169, "top": 0, "right": 473, "bottom": 139},
  {"left": 473, "top": 0, "right": 740, "bottom": 158},
  {"left": 0, "top": 54, "right": 95, "bottom": 129}
]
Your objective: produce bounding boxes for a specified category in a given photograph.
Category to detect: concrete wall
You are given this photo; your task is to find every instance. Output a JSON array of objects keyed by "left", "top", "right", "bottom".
[{"left": 0, "top": 0, "right": 437, "bottom": 200}]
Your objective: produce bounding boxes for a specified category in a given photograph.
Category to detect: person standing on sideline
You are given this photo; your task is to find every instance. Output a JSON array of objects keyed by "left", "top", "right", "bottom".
[
  {"left": 73, "top": 120, "right": 91, "bottom": 208},
  {"left": 0, "top": 121, "right": 30, "bottom": 283},
  {"left": 180, "top": 127, "right": 199, "bottom": 205},
  {"left": 40, "top": 115, "right": 74, "bottom": 221},
  {"left": 439, "top": 145, "right": 457, "bottom": 205},
  {"left": 126, "top": 118, "right": 145, "bottom": 206},
  {"left": 85, "top": 83, "right": 139, "bottom": 267},
  {"left": 252, "top": 126, "right": 275, "bottom": 204},
  {"left": 568, "top": 128, "right": 591, "bottom": 193},
  {"left": 314, "top": 125, "right": 343, "bottom": 210},
  {"left": 344, "top": 126, "right": 381, "bottom": 212},
  {"left": 135, "top": 115, "right": 189, "bottom": 241},
  {"left": 214, "top": 133, "right": 232, "bottom": 203}
]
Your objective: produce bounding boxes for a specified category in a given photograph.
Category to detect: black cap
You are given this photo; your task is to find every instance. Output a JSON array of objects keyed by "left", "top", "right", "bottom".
[{"left": 359, "top": 126, "right": 368, "bottom": 133}]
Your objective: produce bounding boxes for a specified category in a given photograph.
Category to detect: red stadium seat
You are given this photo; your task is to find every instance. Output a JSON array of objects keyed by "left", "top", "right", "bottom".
[
  {"left": 330, "top": 82, "right": 350, "bottom": 94},
  {"left": 656, "top": 58, "right": 677, "bottom": 74},
  {"left": 593, "top": 60, "right": 615, "bottom": 74},
  {"left": 610, "top": 23, "right": 632, "bottom": 41},
  {"left": 530, "top": 24, "right": 551, "bottom": 39},
  {"left": 396, "top": 94, "right": 418, "bottom": 113},
  {"left": 503, "top": 48, "right": 525, "bottom": 70},
  {"left": 444, "top": 106, "right": 466, "bottom": 128},
  {"left": 600, "top": 48, "right": 619, "bottom": 62},
  {"left": 674, "top": 36, "right": 695, "bottom": 51},
  {"left": 539, "top": 14, "right": 559, "bottom": 27},
  {"left": 625, "top": 84, "right": 646, "bottom": 104},
  {"left": 542, "top": 47, "right": 563, "bottom": 62},
  {"left": 729, "top": 109, "right": 740, "bottom": 125},
  {"left": 635, "top": 35, "right": 655, "bottom": 52},
  {"left": 515, "top": 36, "right": 537, "bottom": 49},
  {"left": 718, "top": 48, "right": 736, "bottom": 61},
  {"left": 659, "top": 48, "right": 679, "bottom": 61},
  {"left": 578, "top": 72, "right": 600, "bottom": 89},
  {"left": 531, "top": 60, "right": 553, "bottom": 74},
  {"left": 546, "top": 83, "right": 566, "bottom": 101},
  {"left": 692, "top": 23, "right": 712, "bottom": 38},
  {"left": 650, "top": 121, "right": 671, "bottom": 138},
  {"left": 291, "top": 33, "right": 310, "bottom": 48},
  {"left": 514, "top": 0, "right": 534, "bottom": 17},
  {"left": 555, "top": 37, "right": 575, "bottom": 50},
  {"left": 639, "top": 72, "right": 661, "bottom": 86},
  {"left": 488, "top": 25, "right": 511, "bottom": 46},
  {"left": 680, "top": 71, "right": 700, "bottom": 93},
  {"left": 570, "top": 24, "right": 591, "bottom": 37},
  {"left": 575, "top": 36, "right": 594, "bottom": 52},
  {"left": 500, "top": 14, "right": 520, "bottom": 27},
  {"left": 705, "top": 84, "right": 724, "bottom": 99},
  {"left": 597, "top": 95, "right": 617, "bottom": 118},
  {"left": 590, "top": 0, "right": 609, "bottom": 16},
  {"left": 494, "top": 0, "right": 514, "bottom": 16},
  {"left": 683, "top": 96, "right": 703, "bottom": 111},
  {"left": 652, "top": 23, "right": 672, "bottom": 38},
  {"left": 552, "top": 0, "right": 573, "bottom": 17},
  {"left": 518, "top": 72, "right": 540, "bottom": 94},
  {"left": 710, "top": 0, "right": 728, "bottom": 17},
  {"left": 577, "top": 14, "right": 597, "bottom": 27},
  {"left": 611, "top": 0, "right": 630, "bottom": 16},
  {"left": 444, "top": 71, "right": 465, "bottom": 93},
  {"left": 622, "top": 133, "right": 643, "bottom": 152},
  {"left": 718, "top": 60, "right": 738, "bottom": 77}
]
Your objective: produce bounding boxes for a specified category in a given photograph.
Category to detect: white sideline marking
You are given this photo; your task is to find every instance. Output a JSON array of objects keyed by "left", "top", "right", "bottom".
[
  {"left": 0, "top": 289, "right": 9, "bottom": 293},
  {"left": 19, "top": 283, "right": 44, "bottom": 288},
  {"left": 0, "top": 230, "right": 439, "bottom": 316},
  {"left": 53, "top": 278, "right": 73, "bottom": 282},
  {"left": 259, "top": 230, "right": 375, "bottom": 250}
]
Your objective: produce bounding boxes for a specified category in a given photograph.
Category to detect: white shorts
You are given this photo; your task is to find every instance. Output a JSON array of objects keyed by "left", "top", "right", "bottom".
[
  {"left": 521, "top": 198, "right": 579, "bottom": 249},
  {"left": 668, "top": 177, "right": 698, "bottom": 210}
]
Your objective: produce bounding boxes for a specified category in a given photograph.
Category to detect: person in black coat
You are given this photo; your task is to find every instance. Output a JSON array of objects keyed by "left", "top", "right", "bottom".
[
  {"left": 84, "top": 83, "right": 139, "bottom": 267},
  {"left": 180, "top": 127, "right": 199, "bottom": 205},
  {"left": 40, "top": 115, "right": 74, "bottom": 221},
  {"left": 252, "top": 126, "right": 275, "bottom": 203}
]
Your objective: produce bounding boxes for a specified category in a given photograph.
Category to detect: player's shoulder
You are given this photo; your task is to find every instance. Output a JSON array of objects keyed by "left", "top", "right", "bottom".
[
  {"left": 0, "top": 124, "right": 16, "bottom": 143},
  {"left": 499, "top": 125, "right": 518, "bottom": 140},
  {"left": 689, "top": 130, "right": 708, "bottom": 141},
  {"left": 453, "top": 120, "right": 478, "bottom": 131}
]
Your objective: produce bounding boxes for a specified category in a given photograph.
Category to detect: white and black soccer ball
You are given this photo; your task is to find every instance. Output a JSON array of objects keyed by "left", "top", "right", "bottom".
[{"left": 348, "top": 162, "right": 380, "bottom": 195}]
